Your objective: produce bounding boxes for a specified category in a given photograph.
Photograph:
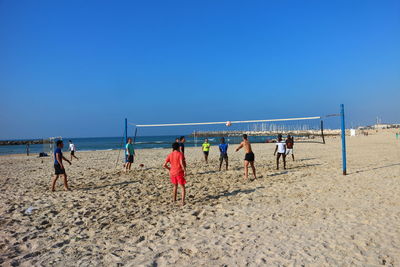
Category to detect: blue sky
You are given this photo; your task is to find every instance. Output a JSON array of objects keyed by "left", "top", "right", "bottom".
[{"left": 0, "top": 0, "right": 399, "bottom": 139}]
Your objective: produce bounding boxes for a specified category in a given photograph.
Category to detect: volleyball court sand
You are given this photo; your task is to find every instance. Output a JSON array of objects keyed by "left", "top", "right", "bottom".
[{"left": 0, "top": 130, "right": 399, "bottom": 266}]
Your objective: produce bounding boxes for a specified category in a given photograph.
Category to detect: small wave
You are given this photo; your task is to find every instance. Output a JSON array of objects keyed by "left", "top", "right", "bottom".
[
  {"left": 135, "top": 141, "right": 169, "bottom": 145},
  {"left": 79, "top": 149, "right": 114, "bottom": 152}
]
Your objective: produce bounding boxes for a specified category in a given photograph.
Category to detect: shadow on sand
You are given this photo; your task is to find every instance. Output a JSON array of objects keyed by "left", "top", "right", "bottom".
[
  {"left": 204, "top": 186, "right": 265, "bottom": 201},
  {"left": 80, "top": 180, "right": 139, "bottom": 191},
  {"left": 269, "top": 171, "right": 289, "bottom": 176},
  {"left": 298, "top": 158, "right": 317, "bottom": 161},
  {"left": 268, "top": 163, "right": 322, "bottom": 176},
  {"left": 197, "top": 170, "right": 218, "bottom": 175},
  {"left": 349, "top": 163, "right": 400, "bottom": 175}
]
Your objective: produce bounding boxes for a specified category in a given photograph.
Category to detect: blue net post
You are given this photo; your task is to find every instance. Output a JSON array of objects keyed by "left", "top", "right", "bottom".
[
  {"left": 340, "top": 104, "right": 347, "bottom": 175},
  {"left": 133, "top": 127, "right": 138, "bottom": 144},
  {"left": 124, "top": 118, "right": 128, "bottom": 160},
  {"left": 125, "top": 118, "right": 128, "bottom": 145}
]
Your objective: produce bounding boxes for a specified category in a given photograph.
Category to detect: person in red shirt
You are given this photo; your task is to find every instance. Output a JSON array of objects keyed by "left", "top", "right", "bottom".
[{"left": 163, "top": 142, "right": 187, "bottom": 206}]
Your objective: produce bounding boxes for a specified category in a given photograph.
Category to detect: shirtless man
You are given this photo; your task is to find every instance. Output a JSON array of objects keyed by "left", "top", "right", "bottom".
[
  {"left": 235, "top": 134, "right": 256, "bottom": 179},
  {"left": 285, "top": 135, "right": 295, "bottom": 161}
]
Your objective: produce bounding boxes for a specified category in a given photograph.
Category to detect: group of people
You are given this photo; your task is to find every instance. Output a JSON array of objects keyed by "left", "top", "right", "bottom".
[
  {"left": 200, "top": 134, "right": 294, "bottom": 171},
  {"left": 51, "top": 135, "right": 295, "bottom": 207},
  {"left": 201, "top": 137, "right": 228, "bottom": 171},
  {"left": 163, "top": 134, "right": 295, "bottom": 205}
]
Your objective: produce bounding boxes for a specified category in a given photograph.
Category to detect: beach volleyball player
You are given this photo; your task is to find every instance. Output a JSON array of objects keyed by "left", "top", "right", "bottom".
[
  {"left": 219, "top": 137, "right": 229, "bottom": 171},
  {"left": 163, "top": 142, "right": 187, "bottom": 206},
  {"left": 51, "top": 140, "right": 72, "bottom": 191},
  {"left": 274, "top": 134, "right": 287, "bottom": 170},
  {"left": 68, "top": 140, "right": 79, "bottom": 161},
  {"left": 285, "top": 135, "right": 295, "bottom": 161},
  {"left": 235, "top": 134, "right": 257, "bottom": 179},
  {"left": 125, "top": 138, "right": 135, "bottom": 173},
  {"left": 202, "top": 138, "right": 211, "bottom": 163}
]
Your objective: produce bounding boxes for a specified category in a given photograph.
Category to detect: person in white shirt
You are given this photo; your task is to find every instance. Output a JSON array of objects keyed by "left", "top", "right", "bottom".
[
  {"left": 273, "top": 134, "right": 286, "bottom": 170},
  {"left": 68, "top": 140, "right": 79, "bottom": 161}
]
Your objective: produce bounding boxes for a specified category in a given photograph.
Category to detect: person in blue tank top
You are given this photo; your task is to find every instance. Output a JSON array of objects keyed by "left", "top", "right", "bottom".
[
  {"left": 219, "top": 137, "right": 229, "bottom": 171},
  {"left": 51, "top": 140, "right": 72, "bottom": 191}
]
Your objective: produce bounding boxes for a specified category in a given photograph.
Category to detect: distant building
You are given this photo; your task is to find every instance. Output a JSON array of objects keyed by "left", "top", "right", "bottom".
[
  {"left": 373, "top": 123, "right": 400, "bottom": 129},
  {"left": 358, "top": 123, "right": 400, "bottom": 130}
]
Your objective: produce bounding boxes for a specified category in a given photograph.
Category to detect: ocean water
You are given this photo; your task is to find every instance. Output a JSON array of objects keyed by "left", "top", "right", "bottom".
[{"left": 0, "top": 135, "right": 276, "bottom": 156}]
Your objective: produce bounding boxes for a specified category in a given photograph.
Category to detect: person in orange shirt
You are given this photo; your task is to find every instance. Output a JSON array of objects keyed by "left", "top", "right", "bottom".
[{"left": 163, "top": 142, "right": 187, "bottom": 206}]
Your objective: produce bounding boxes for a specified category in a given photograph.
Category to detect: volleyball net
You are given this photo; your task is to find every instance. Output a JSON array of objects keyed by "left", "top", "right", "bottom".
[
  {"left": 126, "top": 115, "right": 327, "bottom": 149},
  {"left": 120, "top": 104, "right": 347, "bottom": 175}
]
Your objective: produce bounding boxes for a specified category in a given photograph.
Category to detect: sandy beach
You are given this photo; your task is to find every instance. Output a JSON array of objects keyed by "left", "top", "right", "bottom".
[{"left": 0, "top": 130, "right": 399, "bottom": 266}]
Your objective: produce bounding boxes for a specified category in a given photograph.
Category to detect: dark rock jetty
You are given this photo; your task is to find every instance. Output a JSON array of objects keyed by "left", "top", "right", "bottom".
[{"left": 0, "top": 139, "right": 52, "bottom": 146}]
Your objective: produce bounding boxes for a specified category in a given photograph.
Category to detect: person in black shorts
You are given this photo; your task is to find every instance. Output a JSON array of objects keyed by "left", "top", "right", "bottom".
[
  {"left": 244, "top": 151, "right": 255, "bottom": 162},
  {"left": 51, "top": 140, "right": 72, "bottom": 191},
  {"left": 202, "top": 138, "right": 211, "bottom": 163},
  {"left": 125, "top": 138, "right": 135, "bottom": 173},
  {"left": 235, "top": 134, "right": 257, "bottom": 179},
  {"left": 68, "top": 140, "right": 79, "bottom": 161},
  {"left": 179, "top": 136, "right": 185, "bottom": 154},
  {"left": 274, "top": 134, "right": 287, "bottom": 170},
  {"left": 219, "top": 137, "right": 229, "bottom": 171}
]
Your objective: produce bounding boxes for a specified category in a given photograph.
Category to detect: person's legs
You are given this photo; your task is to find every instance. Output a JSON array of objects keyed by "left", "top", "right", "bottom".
[
  {"left": 62, "top": 174, "right": 69, "bottom": 190},
  {"left": 244, "top": 160, "right": 249, "bottom": 179},
  {"left": 283, "top": 154, "right": 286, "bottom": 169},
  {"left": 180, "top": 184, "right": 186, "bottom": 206},
  {"left": 250, "top": 161, "right": 256, "bottom": 178},
  {"left": 219, "top": 158, "right": 223, "bottom": 171},
  {"left": 204, "top": 153, "right": 208, "bottom": 163},
  {"left": 73, "top": 153, "right": 78, "bottom": 160},
  {"left": 51, "top": 175, "right": 59, "bottom": 191},
  {"left": 276, "top": 153, "right": 281, "bottom": 170},
  {"left": 126, "top": 161, "right": 132, "bottom": 172},
  {"left": 172, "top": 184, "right": 178, "bottom": 202},
  {"left": 292, "top": 153, "right": 295, "bottom": 161},
  {"left": 70, "top": 153, "right": 73, "bottom": 161},
  {"left": 225, "top": 157, "right": 229, "bottom": 170}
]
